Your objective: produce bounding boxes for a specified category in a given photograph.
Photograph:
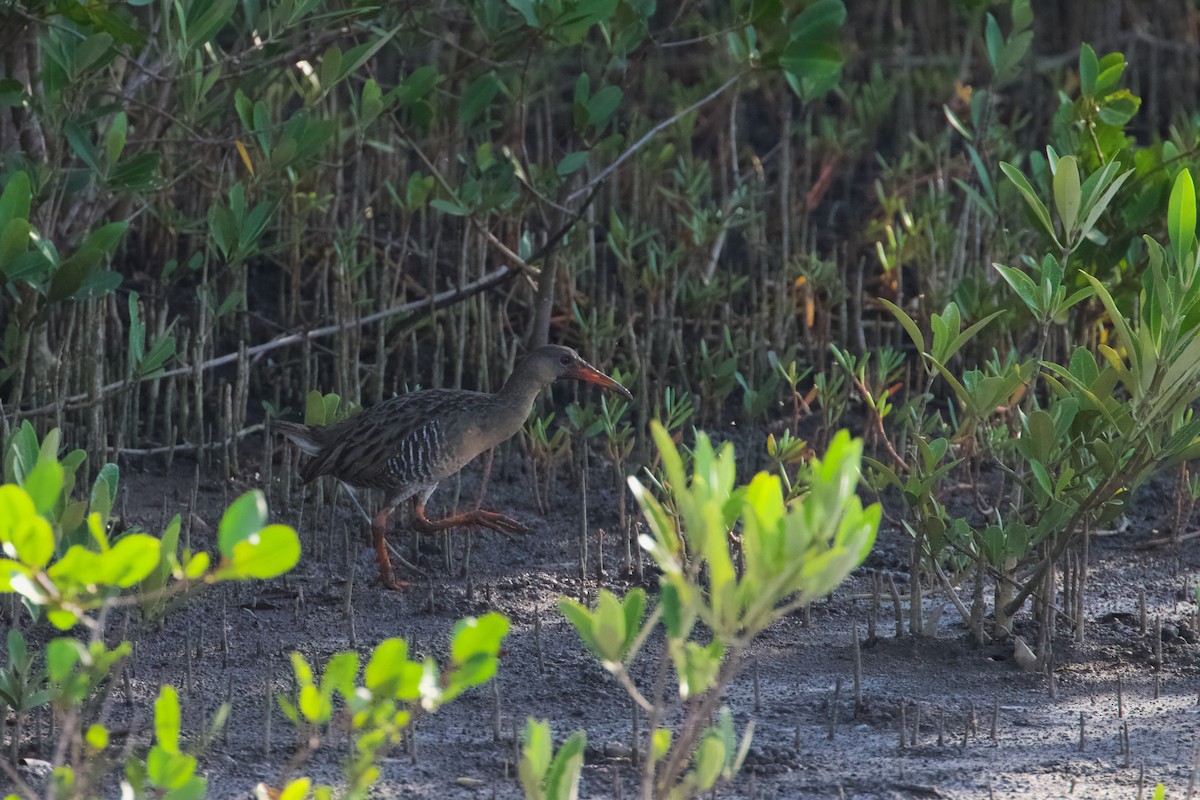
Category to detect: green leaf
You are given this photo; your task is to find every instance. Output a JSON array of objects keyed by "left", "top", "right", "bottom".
[
  {"left": 507, "top": 0, "right": 539, "bottom": 26},
  {"left": 279, "top": 778, "right": 313, "bottom": 800},
  {"left": 593, "top": 590, "right": 626, "bottom": 662},
  {"left": 0, "top": 219, "right": 31, "bottom": 275},
  {"left": 984, "top": 13, "right": 1002, "bottom": 72},
  {"left": 1026, "top": 410, "right": 1055, "bottom": 463},
  {"left": 558, "top": 597, "right": 601, "bottom": 659},
  {"left": 185, "top": 0, "right": 236, "bottom": 51},
  {"left": 999, "top": 161, "right": 1060, "bottom": 248},
  {"left": 0, "top": 559, "right": 32, "bottom": 592},
  {"left": 320, "top": 652, "right": 358, "bottom": 699},
  {"left": 303, "top": 390, "right": 326, "bottom": 426},
  {"left": 1077, "top": 168, "right": 1131, "bottom": 241},
  {"left": 622, "top": 588, "right": 647, "bottom": 650},
  {"left": 693, "top": 730, "right": 726, "bottom": 790},
  {"left": 105, "top": 112, "right": 127, "bottom": 166},
  {"left": 97, "top": 534, "right": 160, "bottom": 586},
  {"left": 364, "top": 638, "right": 420, "bottom": 699},
  {"left": 450, "top": 611, "right": 509, "bottom": 666},
  {"left": 878, "top": 297, "right": 925, "bottom": 356},
  {"left": 360, "top": 78, "right": 383, "bottom": 125},
  {"left": 1028, "top": 459, "right": 1053, "bottom": 499},
  {"left": 459, "top": 72, "right": 502, "bottom": 128},
  {"left": 86, "top": 723, "right": 109, "bottom": 750},
  {"left": 781, "top": 0, "right": 846, "bottom": 98},
  {"left": 430, "top": 198, "right": 469, "bottom": 216},
  {"left": 108, "top": 152, "right": 161, "bottom": 190},
  {"left": 0, "top": 171, "right": 31, "bottom": 230},
  {"left": 1052, "top": 155, "right": 1081, "bottom": 238},
  {"left": 942, "top": 308, "right": 1002, "bottom": 365},
  {"left": 298, "top": 684, "right": 330, "bottom": 722},
  {"left": 779, "top": 40, "right": 843, "bottom": 99},
  {"left": 73, "top": 33, "right": 114, "bottom": 77},
  {"left": 789, "top": 0, "right": 846, "bottom": 39},
  {"left": 23, "top": 457, "right": 63, "bottom": 517},
  {"left": 90, "top": 462, "right": 119, "bottom": 527},
  {"left": 1012, "top": 0, "right": 1033, "bottom": 30},
  {"left": 1168, "top": 169, "right": 1197, "bottom": 274},
  {"left": 217, "top": 491, "right": 267, "bottom": 557},
  {"left": 0, "top": 485, "right": 54, "bottom": 568},
  {"left": 140, "top": 332, "right": 177, "bottom": 377},
  {"left": 224, "top": 524, "right": 300, "bottom": 579},
  {"left": 183, "top": 551, "right": 209, "bottom": 579},
  {"left": 337, "top": 28, "right": 399, "bottom": 84},
  {"left": 557, "top": 151, "right": 589, "bottom": 176},
  {"left": 1079, "top": 43, "right": 1098, "bottom": 96},
  {"left": 65, "top": 122, "right": 102, "bottom": 173},
  {"left": 1083, "top": 272, "right": 1140, "bottom": 377},
  {"left": 994, "top": 263, "right": 1040, "bottom": 315},
  {"left": 318, "top": 46, "right": 342, "bottom": 94},
  {"left": 652, "top": 728, "right": 671, "bottom": 761},
  {"left": 545, "top": 729, "right": 587, "bottom": 799},
  {"left": 146, "top": 746, "right": 196, "bottom": 790},
  {"left": 1095, "top": 56, "right": 1126, "bottom": 94},
  {"left": 585, "top": 86, "right": 622, "bottom": 130},
  {"left": 45, "top": 638, "right": 81, "bottom": 682},
  {"left": 155, "top": 685, "right": 182, "bottom": 752},
  {"left": 519, "top": 718, "right": 553, "bottom": 794}
]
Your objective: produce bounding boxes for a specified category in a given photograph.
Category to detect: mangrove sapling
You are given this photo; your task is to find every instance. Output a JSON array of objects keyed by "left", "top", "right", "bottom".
[
  {"left": 555, "top": 424, "right": 878, "bottom": 798},
  {"left": 650, "top": 387, "right": 696, "bottom": 467},
  {"left": 522, "top": 410, "right": 570, "bottom": 515},
  {"left": 0, "top": 440, "right": 302, "bottom": 796},
  {"left": 811, "top": 367, "right": 848, "bottom": 453},
  {"left": 0, "top": 629, "right": 52, "bottom": 767},
  {"left": 993, "top": 167, "right": 1200, "bottom": 628},
  {"left": 735, "top": 367, "right": 783, "bottom": 425},
  {"left": 768, "top": 349, "right": 813, "bottom": 431},
  {"left": 519, "top": 719, "right": 587, "bottom": 800},
  {"left": 271, "top": 613, "right": 509, "bottom": 798},
  {"left": 765, "top": 429, "right": 809, "bottom": 502},
  {"left": 596, "top": 382, "right": 636, "bottom": 574},
  {"left": 694, "top": 332, "right": 740, "bottom": 427}
]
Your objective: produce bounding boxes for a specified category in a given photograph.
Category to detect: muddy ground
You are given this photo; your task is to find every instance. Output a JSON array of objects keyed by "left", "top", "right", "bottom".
[{"left": 10, "top": 432, "right": 1200, "bottom": 799}]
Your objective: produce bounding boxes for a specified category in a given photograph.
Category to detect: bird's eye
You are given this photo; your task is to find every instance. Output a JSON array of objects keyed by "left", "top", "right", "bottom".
[{"left": 560, "top": 356, "right": 571, "bottom": 365}]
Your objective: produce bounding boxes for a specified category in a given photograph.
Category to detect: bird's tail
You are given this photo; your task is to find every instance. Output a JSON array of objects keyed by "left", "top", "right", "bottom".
[{"left": 272, "top": 420, "right": 325, "bottom": 456}]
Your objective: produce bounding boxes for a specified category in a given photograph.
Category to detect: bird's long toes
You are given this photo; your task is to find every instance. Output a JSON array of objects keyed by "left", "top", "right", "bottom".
[
  {"left": 488, "top": 526, "right": 518, "bottom": 543},
  {"left": 369, "top": 572, "right": 415, "bottom": 592},
  {"left": 489, "top": 513, "right": 529, "bottom": 534},
  {"left": 380, "top": 578, "right": 415, "bottom": 592}
]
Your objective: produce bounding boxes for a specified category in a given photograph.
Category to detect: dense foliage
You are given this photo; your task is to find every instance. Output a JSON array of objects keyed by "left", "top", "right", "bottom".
[{"left": 3, "top": 0, "right": 1200, "bottom": 796}]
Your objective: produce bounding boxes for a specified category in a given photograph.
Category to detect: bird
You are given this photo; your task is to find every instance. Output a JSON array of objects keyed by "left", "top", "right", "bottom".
[{"left": 273, "top": 344, "right": 632, "bottom": 590}]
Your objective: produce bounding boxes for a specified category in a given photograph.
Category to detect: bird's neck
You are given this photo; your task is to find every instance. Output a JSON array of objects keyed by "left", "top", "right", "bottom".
[{"left": 486, "top": 361, "right": 549, "bottom": 444}]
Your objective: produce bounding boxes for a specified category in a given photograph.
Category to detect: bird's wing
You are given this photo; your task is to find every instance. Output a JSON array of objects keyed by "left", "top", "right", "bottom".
[{"left": 302, "top": 389, "right": 480, "bottom": 488}]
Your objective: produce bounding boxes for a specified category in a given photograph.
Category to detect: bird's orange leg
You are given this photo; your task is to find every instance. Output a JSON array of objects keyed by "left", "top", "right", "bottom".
[
  {"left": 474, "top": 447, "right": 495, "bottom": 511},
  {"left": 412, "top": 501, "right": 529, "bottom": 541},
  {"left": 371, "top": 507, "right": 414, "bottom": 591}
]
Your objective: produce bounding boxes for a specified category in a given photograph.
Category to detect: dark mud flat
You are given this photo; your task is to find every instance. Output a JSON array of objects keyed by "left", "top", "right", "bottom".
[{"left": 49, "top": 443, "right": 1200, "bottom": 799}]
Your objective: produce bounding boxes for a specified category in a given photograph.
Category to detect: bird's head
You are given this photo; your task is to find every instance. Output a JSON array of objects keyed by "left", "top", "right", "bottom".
[{"left": 528, "top": 344, "right": 633, "bottom": 400}]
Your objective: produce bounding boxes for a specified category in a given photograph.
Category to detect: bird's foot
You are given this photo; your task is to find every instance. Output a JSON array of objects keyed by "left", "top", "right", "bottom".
[
  {"left": 470, "top": 510, "right": 529, "bottom": 539},
  {"left": 412, "top": 508, "right": 529, "bottom": 540},
  {"left": 370, "top": 567, "right": 415, "bottom": 592}
]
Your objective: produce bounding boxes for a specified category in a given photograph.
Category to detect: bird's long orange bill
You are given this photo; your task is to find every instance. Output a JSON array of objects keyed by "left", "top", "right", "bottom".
[{"left": 574, "top": 364, "right": 633, "bottom": 400}]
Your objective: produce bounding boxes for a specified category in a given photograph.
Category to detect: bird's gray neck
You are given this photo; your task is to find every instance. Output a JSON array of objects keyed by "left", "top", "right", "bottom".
[{"left": 485, "top": 362, "right": 549, "bottom": 445}]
